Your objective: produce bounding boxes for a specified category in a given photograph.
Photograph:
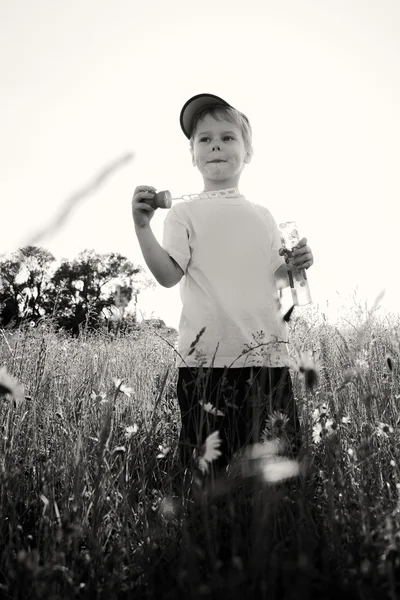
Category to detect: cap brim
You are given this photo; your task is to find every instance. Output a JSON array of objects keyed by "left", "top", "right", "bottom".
[{"left": 180, "top": 93, "right": 232, "bottom": 139}]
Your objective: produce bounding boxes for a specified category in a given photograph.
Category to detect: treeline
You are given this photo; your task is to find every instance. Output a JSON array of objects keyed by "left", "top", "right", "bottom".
[{"left": 0, "top": 246, "right": 163, "bottom": 335}]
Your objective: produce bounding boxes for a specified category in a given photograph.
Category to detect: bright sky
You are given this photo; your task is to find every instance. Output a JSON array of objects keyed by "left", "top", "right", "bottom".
[{"left": 1, "top": 0, "right": 399, "bottom": 330}]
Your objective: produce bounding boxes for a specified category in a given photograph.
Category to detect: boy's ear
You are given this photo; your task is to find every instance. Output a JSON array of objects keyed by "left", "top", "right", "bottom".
[{"left": 244, "top": 145, "right": 254, "bottom": 164}]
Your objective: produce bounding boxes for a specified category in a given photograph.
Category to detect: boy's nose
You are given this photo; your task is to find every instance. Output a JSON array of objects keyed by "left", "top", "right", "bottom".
[{"left": 212, "top": 144, "right": 220, "bottom": 151}]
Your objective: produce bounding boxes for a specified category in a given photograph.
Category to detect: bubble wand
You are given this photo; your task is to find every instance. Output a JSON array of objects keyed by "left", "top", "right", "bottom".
[{"left": 146, "top": 187, "right": 241, "bottom": 209}]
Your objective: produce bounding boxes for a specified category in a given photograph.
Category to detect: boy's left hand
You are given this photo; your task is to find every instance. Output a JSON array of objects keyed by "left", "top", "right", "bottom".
[{"left": 279, "top": 237, "right": 314, "bottom": 270}]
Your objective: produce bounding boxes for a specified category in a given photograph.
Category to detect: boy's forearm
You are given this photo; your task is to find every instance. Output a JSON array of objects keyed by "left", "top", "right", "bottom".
[
  {"left": 135, "top": 225, "right": 179, "bottom": 288},
  {"left": 274, "top": 264, "right": 290, "bottom": 289}
]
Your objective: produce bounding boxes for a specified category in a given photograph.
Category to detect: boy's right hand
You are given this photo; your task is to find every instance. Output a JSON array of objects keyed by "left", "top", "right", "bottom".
[{"left": 132, "top": 185, "right": 158, "bottom": 229}]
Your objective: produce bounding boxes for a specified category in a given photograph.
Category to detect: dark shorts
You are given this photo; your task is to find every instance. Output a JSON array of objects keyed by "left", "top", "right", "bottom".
[{"left": 176, "top": 366, "right": 301, "bottom": 471}]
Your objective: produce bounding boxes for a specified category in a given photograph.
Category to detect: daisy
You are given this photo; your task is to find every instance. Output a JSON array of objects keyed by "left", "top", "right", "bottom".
[
  {"left": 267, "top": 410, "right": 289, "bottom": 433},
  {"left": 198, "top": 431, "right": 222, "bottom": 474},
  {"left": 312, "top": 421, "right": 324, "bottom": 444},
  {"left": 199, "top": 400, "right": 225, "bottom": 417},
  {"left": 262, "top": 457, "right": 300, "bottom": 483},
  {"left": 0, "top": 366, "right": 25, "bottom": 405},
  {"left": 91, "top": 390, "right": 108, "bottom": 404},
  {"left": 125, "top": 424, "right": 138, "bottom": 439},
  {"left": 113, "top": 378, "right": 134, "bottom": 398},
  {"left": 156, "top": 445, "right": 170, "bottom": 458},
  {"left": 376, "top": 422, "right": 394, "bottom": 437}
]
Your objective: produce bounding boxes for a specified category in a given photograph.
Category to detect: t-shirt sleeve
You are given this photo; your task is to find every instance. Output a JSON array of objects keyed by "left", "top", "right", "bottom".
[
  {"left": 269, "top": 212, "right": 286, "bottom": 274},
  {"left": 161, "top": 207, "right": 191, "bottom": 274}
]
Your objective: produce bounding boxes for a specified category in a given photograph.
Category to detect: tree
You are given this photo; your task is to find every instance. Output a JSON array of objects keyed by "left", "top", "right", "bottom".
[
  {"left": 0, "top": 247, "right": 156, "bottom": 334},
  {"left": 47, "top": 250, "right": 155, "bottom": 334},
  {"left": 0, "top": 256, "right": 22, "bottom": 326},
  {"left": 0, "top": 247, "right": 55, "bottom": 326}
]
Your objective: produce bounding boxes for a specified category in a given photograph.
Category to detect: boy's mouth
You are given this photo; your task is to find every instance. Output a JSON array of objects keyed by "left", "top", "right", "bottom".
[{"left": 208, "top": 159, "right": 226, "bottom": 163}]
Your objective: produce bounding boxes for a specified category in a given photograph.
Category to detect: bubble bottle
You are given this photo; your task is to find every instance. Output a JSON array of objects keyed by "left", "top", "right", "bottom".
[{"left": 279, "top": 221, "right": 312, "bottom": 306}]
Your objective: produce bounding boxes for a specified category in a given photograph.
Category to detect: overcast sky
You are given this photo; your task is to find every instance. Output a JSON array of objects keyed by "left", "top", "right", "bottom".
[{"left": 1, "top": 0, "right": 399, "bottom": 329}]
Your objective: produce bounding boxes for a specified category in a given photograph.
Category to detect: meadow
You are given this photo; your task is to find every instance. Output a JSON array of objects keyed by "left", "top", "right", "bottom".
[{"left": 0, "top": 301, "right": 399, "bottom": 600}]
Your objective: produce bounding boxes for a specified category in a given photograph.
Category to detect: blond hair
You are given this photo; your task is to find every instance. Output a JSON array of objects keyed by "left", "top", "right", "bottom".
[{"left": 189, "top": 105, "right": 253, "bottom": 155}]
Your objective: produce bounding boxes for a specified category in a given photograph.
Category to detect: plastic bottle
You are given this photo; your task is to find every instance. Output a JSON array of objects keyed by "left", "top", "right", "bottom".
[{"left": 279, "top": 221, "right": 312, "bottom": 306}]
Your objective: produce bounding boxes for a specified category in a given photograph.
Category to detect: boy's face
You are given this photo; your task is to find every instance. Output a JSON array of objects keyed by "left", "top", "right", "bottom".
[{"left": 190, "top": 114, "right": 252, "bottom": 190}]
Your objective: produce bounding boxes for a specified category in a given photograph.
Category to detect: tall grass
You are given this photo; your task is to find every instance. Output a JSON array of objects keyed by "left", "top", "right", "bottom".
[{"left": 0, "top": 303, "right": 399, "bottom": 599}]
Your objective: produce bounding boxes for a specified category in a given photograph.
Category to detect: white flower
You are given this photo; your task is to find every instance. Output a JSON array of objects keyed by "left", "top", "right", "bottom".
[
  {"left": 355, "top": 358, "right": 368, "bottom": 370},
  {"left": 325, "top": 418, "right": 336, "bottom": 436},
  {"left": 198, "top": 431, "right": 222, "bottom": 474},
  {"left": 312, "top": 422, "right": 323, "bottom": 444},
  {"left": 91, "top": 390, "right": 108, "bottom": 404},
  {"left": 125, "top": 424, "right": 138, "bottom": 439},
  {"left": 248, "top": 440, "right": 281, "bottom": 460},
  {"left": 376, "top": 422, "right": 394, "bottom": 437},
  {"left": 113, "top": 378, "right": 134, "bottom": 398},
  {"left": 199, "top": 400, "right": 225, "bottom": 416},
  {"left": 262, "top": 457, "right": 300, "bottom": 483},
  {"left": 0, "top": 366, "right": 25, "bottom": 406},
  {"left": 262, "top": 411, "right": 290, "bottom": 440},
  {"left": 157, "top": 445, "right": 170, "bottom": 458}
]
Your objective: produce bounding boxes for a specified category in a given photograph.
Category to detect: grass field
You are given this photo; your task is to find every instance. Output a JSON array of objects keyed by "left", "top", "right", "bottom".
[{"left": 0, "top": 303, "right": 399, "bottom": 599}]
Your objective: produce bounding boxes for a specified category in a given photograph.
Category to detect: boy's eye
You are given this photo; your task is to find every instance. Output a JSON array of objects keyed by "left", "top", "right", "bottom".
[{"left": 199, "top": 136, "right": 235, "bottom": 142}]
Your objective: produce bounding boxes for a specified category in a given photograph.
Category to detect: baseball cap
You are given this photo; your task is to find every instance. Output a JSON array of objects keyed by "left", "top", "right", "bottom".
[{"left": 180, "top": 93, "right": 234, "bottom": 139}]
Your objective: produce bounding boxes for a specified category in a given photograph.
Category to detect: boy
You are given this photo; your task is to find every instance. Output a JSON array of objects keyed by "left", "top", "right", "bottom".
[{"left": 132, "top": 93, "right": 314, "bottom": 474}]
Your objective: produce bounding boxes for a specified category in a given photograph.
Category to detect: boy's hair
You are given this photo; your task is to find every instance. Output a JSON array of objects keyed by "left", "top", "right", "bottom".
[{"left": 189, "top": 105, "right": 253, "bottom": 154}]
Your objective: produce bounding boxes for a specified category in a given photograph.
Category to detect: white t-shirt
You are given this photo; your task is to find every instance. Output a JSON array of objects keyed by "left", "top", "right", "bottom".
[{"left": 162, "top": 193, "right": 290, "bottom": 369}]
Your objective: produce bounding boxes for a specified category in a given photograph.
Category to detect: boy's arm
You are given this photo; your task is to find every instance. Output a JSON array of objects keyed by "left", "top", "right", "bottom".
[
  {"left": 135, "top": 225, "right": 184, "bottom": 288},
  {"left": 274, "top": 263, "right": 290, "bottom": 290}
]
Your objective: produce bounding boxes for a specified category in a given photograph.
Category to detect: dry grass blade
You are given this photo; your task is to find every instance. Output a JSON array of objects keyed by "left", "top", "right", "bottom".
[{"left": 25, "top": 152, "right": 134, "bottom": 246}]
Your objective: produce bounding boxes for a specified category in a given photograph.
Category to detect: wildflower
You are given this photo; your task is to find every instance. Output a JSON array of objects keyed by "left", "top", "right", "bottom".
[
  {"left": 376, "top": 422, "right": 394, "bottom": 437},
  {"left": 199, "top": 400, "right": 225, "bottom": 417},
  {"left": 264, "top": 410, "right": 289, "bottom": 437},
  {"left": 325, "top": 418, "right": 336, "bottom": 436},
  {"left": 91, "top": 390, "right": 107, "bottom": 404},
  {"left": 248, "top": 439, "right": 281, "bottom": 459},
  {"left": 312, "top": 403, "right": 327, "bottom": 421},
  {"left": 198, "top": 431, "right": 222, "bottom": 474},
  {"left": 262, "top": 456, "right": 300, "bottom": 483},
  {"left": 296, "top": 350, "right": 319, "bottom": 391},
  {"left": 342, "top": 416, "right": 351, "bottom": 424},
  {"left": 355, "top": 358, "right": 368, "bottom": 370},
  {"left": 312, "top": 421, "right": 323, "bottom": 444},
  {"left": 0, "top": 366, "right": 25, "bottom": 406},
  {"left": 156, "top": 445, "right": 170, "bottom": 458},
  {"left": 125, "top": 424, "right": 138, "bottom": 439},
  {"left": 113, "top": 378, "right": 134, "bottom": 398},
  {"left": 312, "top": 417, "right": 336, "bottom": 444}
]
